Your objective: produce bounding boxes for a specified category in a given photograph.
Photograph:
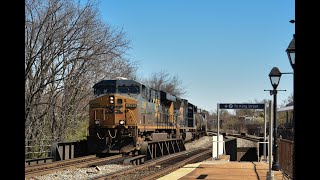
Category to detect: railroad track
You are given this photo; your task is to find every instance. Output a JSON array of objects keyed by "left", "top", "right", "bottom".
[
  {"left": 227, "top": 133, "right": 263, "bottom": 142},
  {"left": 25, "top": 138, "right": 213, "bottom": 179},
  {"left": 92, "top": 147, "right": 212, "bottom": 180},
  {"left": 25, "top": 154, "right": 123, "bottom": 179}
]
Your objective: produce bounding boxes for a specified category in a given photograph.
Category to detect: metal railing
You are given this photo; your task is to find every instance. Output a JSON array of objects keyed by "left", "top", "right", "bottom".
[
  {"left": 25, "top": 138, "right": 57, "bottom": 159},
  {"left": 279, "top": 138, "right": 293, "bottom": 178},
  {"left": 25, "top": 139, "right": 90, "bottom": 166}
]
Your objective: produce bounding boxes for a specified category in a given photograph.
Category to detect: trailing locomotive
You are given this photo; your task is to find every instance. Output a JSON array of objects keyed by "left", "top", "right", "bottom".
[{"left": 87, "top": 78, "right": 207, "bottom": 156}]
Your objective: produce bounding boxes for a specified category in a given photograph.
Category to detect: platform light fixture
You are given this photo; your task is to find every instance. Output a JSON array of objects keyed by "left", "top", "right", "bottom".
[
  {"left": 269, "top": 67, "right": 282, "bottom": 89},
  {"left": 286, "top": 34, "right": 295, "bottom": 69},
  {"left": 269, "top": 67, "right": 282, "bottom": 171}
]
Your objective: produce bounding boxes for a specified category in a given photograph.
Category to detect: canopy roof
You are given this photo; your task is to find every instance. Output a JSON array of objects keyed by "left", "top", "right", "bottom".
[{"left": 277, "top": 101, "right": 293, "bottom": 112}]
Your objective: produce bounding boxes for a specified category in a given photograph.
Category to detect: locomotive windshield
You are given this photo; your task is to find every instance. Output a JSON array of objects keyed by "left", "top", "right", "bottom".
[
  {"left": 94, "top": 86, "right": 116, "bottom": 95},
  {"left": 118, "top": 86, "right": 140, "bottom": 94},
  {"left": 94, "top": 85, "right": 140, "bottom": 95},
  {"left": 93, "top": 80, "right": 141, "bottom": 96}
]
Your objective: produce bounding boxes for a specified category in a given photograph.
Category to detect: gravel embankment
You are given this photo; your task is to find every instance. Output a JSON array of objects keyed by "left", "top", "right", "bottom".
[
  {"left": 184, "top": 136, "right": 213, "bottom": 150},
  {"left": 26, "top": 164, "right": 133, "bottom": 180}
]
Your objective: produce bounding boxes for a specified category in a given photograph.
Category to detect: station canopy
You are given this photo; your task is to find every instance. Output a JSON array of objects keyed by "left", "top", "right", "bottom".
[{"left": 277, "top": 101, "right": 293, "bottom": 112}]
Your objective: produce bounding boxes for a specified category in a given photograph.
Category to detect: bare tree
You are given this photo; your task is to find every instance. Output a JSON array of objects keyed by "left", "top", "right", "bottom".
[
  {"left": 143, "top": 70, "right": 186, "bottom": 97},
  {"left": 25, "top": 0, "right": 137, "bottom": 156}
]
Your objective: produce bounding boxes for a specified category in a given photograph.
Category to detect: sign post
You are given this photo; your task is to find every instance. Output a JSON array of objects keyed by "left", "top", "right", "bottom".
[
  {"left": 216, "top": 103, "right": 266, "bottom": 160},
  {"left": 217, "top": 104, "right": 220, "bottom": 159},
  {"left": 268, "top": 100, "right": 274, "bottom": 179}
]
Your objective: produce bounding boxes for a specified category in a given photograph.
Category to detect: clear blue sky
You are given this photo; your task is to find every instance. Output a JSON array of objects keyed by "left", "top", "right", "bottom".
[{"left": 98, "top": 0, "right": 295, "bottom": 112}]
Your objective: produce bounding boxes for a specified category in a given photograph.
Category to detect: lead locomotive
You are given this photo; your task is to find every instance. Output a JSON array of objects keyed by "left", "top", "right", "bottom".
[{"left": 87, "top": 78, "right": 207, "bottom": 156}]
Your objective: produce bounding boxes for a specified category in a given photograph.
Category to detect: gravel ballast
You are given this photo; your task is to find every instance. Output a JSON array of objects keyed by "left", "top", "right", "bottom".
[{"left": 26, "top": 136, "right": 213, "bottom": 180}]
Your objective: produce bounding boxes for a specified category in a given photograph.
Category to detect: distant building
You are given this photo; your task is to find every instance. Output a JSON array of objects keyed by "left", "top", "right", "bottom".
[
  {"left": 277, "top": 101, "right": 294, "bottom": 140},
  {"left": 277, "top": 101, "right": 294, "bottom": 128},
  {"left": 238, "top": 115, "right": 256, "bottom": 124}
]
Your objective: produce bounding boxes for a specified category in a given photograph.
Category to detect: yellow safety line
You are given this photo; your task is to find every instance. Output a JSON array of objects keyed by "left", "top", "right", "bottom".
[{"left": 157, "top": 162, "right": 202, "bottom": 180}]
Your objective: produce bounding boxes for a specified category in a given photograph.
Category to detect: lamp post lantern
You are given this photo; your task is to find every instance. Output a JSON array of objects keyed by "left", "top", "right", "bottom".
[
  {"left": 286, "top": 34, "right": 295, "bottom": 69},
  {"left": 269, "top": 67, "right": 282, "bottom": 171}
]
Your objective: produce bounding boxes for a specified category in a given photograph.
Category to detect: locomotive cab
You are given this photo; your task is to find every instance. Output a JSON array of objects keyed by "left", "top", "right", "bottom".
[{"left": 87, "top": 80, "right": 141, "bottom": 155}]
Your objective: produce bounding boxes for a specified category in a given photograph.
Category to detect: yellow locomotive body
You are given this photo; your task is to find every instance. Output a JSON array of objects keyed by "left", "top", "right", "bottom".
[{"left": 87, "top": 79, "right": 206, "bottom": 156}]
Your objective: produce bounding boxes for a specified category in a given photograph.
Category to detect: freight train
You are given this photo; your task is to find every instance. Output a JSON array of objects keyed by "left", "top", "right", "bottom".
[{"left": 87, "top": 77, "right": 207, "bottom": 156}]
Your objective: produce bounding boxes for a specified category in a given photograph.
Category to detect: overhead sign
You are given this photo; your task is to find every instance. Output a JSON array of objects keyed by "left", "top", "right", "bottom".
[{"left": 219, "top": 103, "right": 265, "bottom": 109}]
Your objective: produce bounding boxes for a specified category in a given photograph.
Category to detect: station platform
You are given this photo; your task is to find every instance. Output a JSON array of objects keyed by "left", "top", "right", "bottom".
[{"left": 157, "top": 155, "right": 289, "bottom": 180}]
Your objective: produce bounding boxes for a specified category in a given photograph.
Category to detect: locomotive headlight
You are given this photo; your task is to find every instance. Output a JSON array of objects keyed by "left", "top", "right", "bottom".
[
  {"left": 109, "top": 96, "right": 114, "bottom": 104},
  {"left": 94, "top": 120, "right": 100, "bottom": 125},
  {"left": 119, "top": 120, "right": 125, "bottom": 125}
]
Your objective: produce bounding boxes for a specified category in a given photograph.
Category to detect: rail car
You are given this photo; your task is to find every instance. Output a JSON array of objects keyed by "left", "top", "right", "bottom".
[{"left": 87, "top": 78, "right": 207, "bottom": 156}]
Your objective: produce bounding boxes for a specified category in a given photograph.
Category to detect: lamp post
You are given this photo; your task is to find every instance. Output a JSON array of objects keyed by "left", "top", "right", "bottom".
[
  {"left": 286, "top": 23, "right": 295, "bottom": 178},
  {"left": 269, "top": 67, "right": 282, "bottom": 171}
]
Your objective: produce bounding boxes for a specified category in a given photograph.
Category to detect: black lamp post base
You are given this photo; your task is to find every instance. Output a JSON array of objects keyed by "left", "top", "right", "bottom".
[{"left": 272, "top": 162, "right": 281, "bottom": 171}]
